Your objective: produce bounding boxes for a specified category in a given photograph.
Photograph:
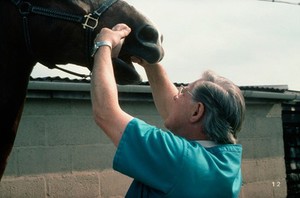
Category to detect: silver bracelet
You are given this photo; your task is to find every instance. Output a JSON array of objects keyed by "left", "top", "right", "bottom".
[{"left": 91, "top": 41, "right": 112, "bottom": 57}]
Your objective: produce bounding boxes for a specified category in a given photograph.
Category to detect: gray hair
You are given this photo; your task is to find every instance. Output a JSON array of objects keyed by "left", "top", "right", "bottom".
[{"left": 191, "top": 70, "right": 246, "bottom": 144}]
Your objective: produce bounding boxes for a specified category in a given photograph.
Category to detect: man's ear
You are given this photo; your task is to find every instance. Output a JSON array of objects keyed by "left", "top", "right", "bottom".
[{"left": 190, "top": 102, "right": 205, "bottom": 123}]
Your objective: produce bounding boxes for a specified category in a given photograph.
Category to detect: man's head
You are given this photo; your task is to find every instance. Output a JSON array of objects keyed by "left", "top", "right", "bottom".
[{"left": 189, "top": 70, "right": 246, "bottom": 144}]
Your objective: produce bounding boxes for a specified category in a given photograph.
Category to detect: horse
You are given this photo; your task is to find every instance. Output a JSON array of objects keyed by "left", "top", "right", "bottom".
[{"left": 0, "top": 0, "right": 164, "bottom": 180}]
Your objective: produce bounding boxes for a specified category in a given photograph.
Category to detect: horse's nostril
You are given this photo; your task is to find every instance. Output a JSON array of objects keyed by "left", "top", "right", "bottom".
[
  {"left": 130, "top": 24, "right": 164, "bottom": 64},
  {"left": 137, "top": 25, "right": 159, "bottom": 43}
]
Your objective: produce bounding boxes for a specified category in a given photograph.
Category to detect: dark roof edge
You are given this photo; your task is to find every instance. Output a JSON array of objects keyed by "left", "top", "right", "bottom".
[{"left": 27, "top": 81, "right": 300, "bottom": 101}]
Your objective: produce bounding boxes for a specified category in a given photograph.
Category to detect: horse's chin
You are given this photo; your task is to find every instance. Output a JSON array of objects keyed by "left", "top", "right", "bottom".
[{"left": 112, "top": 55, "right": 142, "bottom": 85}]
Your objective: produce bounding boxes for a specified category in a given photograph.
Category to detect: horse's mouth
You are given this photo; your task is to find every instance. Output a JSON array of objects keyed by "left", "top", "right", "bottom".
[{"left": 112, "top": 54, "right": 142, "bottom": 85}]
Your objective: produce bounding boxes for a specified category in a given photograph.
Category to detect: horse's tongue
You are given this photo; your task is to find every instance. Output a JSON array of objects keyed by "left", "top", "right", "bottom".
[{"left": 112, "top": 58, "right": 142, "bottom": 85}]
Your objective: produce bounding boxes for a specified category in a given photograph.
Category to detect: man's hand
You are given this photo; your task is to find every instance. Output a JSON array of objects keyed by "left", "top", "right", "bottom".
[
  {"left": 131, "top": 56, "right": 159, "bottom": 68},
  {"left": 95, "top": 23, "right": 131, "bottom": 58}
]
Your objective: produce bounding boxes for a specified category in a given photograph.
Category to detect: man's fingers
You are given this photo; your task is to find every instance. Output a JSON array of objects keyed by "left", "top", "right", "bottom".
[
  {"left": 112, "top": 23, "right": 131, "bottom": 37},
  {"left": 112, "top": 23, "right": 130, "bottom": 31},
  {"left": 94, "top": 24, "right": 131, "bottom": 56}
]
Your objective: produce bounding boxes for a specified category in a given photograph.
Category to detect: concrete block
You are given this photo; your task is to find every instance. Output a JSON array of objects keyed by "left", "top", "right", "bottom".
[
  {"left": 246, "top": 104, "right": 275, "bottom": 118},
  {"left": 256, "top": 117, "right": 282, "bottom": 138},
  {"left": 23, "top": 99, "right": 73, "bottom": 116},
  {"left": 0, "top": 176, "right": 46, "bottom": 198},
  {"left": 239, "top": 138, "right": 256, "bottom": 159},
  {"left": 121, "top": 102, "right": 158, "bottom": 115},
  {"left": 42, "top": 100, "right": 73, "bottom": 115},
  {"left": 242, "top": 160, "right": 260, "bottom": 183},
  {"left": 16, "top": 147, "right": 47, "bottom": 175},
  {"left": 256, "top": 158, "right": 286, "bottom": 182},
  {"left": 238, "top": 115, "right": 257, "bottom": 139},
  {"left": 242, "top": 158, "right": 286, "bottom": 184},
  {"left": 16, "top": 146, "right": 72, "bottom": 175},
  {"left": 137, "top": 115, "right": 165, "bottom": 129},
  {"left": 239, "top": 137, "right": 284, "bottom": 159},
  {"left": 46, "top": 115, "right": 110, "bottom": 146},
  {"left": 3, "top": 149, "right": 18, "bottom": 176},
  {"left": 241, "top": 181, "right": 273, "bottom": 198},
  {"left": 72, "top": 144, "right": 116, "bottom": 171},
  {"left": 42, "top": 146, "right": 72, "bottom": 173},
  {"left": 266, "top": 104, "right": 282, "bottom": 118},
  {"left": 21, "top": 100, "right": 45, "bottom": 116},
  {"left": 100, "top": 169, "right": 132, "bottom": 197},
  {"left": 272, "top": 178, "right": 287, "bottom": 198},
  {"left": 241, "top": 179, "right": 287, "bottom": 198},
  {"left": 252, "top": 138, "right": 284, "bottom": 158},
  {"left": 14, "top": 116, "right": 46, "bottom": 147},
  {"left": 46, "top": 172, "right": 100, "bottom": 198},
  {"left": 239, "top": 111, "right": 282, "bottom": 140},
  {"left": 70, "top": 100, "right": 93, "bottom": 115}
]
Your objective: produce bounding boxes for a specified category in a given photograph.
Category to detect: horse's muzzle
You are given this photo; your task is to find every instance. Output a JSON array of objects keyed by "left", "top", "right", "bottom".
[
  {"left": 113, "top": 24, "right": 164, "bottom": 85},
  {"left": 121, "top": 24, "right": 164, "bottom": 64}
]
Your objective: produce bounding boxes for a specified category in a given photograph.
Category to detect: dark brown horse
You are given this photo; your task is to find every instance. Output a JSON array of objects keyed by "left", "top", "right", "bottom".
[{"left": 0, "top": 0, "right": 164, "bottom": 179}]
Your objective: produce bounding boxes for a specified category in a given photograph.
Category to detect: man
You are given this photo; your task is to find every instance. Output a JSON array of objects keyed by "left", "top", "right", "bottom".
[{"left": 91, "top": 24, "right": 246, "bottom": 197}]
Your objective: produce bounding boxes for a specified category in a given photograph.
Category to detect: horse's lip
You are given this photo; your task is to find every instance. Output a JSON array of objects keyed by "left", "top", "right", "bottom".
[
  {"left": 119, "top": 54, "right": 133, "bottom": 66},
  {"left": 117, "top": 54, "right": 135, "bottom": 70}
]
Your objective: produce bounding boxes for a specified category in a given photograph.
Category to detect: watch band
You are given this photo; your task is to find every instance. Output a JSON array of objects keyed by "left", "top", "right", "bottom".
[{"left": 91, "top": 41, "right": 112, "bottom": 57}]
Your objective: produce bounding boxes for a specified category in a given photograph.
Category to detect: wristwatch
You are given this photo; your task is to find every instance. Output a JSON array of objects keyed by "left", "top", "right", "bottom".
[{"left": 91, "top": 41, "right": 112, "bottom": 57}]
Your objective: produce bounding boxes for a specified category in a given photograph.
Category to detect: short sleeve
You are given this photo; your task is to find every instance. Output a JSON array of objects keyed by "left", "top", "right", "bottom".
[{"left": 113, "top": 118, "right": 186, "bottom": 193}]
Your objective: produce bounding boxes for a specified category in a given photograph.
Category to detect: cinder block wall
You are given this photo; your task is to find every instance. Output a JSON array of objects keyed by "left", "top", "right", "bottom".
[
  {"left": 238, "top": 103, "right": 287, "bottom": 198},
  {"left": 0, "top": 95, "right": 287, "bottom": 197}
]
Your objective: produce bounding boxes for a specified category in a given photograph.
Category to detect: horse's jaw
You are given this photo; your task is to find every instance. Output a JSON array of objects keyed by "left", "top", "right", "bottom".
[{"left": 112, "top": 56, "right": 142, "bottom": 85}]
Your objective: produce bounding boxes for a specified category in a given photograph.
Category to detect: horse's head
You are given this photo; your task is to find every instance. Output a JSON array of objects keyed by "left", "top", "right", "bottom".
[
  {"left": 92, "top": 0, "right": 164, "bottom": 84},
  {"left": 25, "top": 0, "right": 164, "bottom": 84}
]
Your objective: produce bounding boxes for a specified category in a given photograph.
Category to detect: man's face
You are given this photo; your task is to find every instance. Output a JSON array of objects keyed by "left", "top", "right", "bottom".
[{"left": 164, "top": 83, "right": 196, "bottom": 137}]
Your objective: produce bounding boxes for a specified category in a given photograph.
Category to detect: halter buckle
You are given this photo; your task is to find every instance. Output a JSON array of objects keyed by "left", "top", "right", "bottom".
[
  {"left": 19, "top": 1, "right": 32, "bottom": 15},
  {"left": 82, "top": 14, "right": 98, "bottom": 30}
]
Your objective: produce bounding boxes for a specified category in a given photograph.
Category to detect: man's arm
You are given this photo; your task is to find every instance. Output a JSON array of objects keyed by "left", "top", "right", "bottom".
[
  {"left": 91, "top": 24, "right": 133, "bottom": 147},
  {"left": 132, "top": 59, "right": 178, "bottom": 121}
]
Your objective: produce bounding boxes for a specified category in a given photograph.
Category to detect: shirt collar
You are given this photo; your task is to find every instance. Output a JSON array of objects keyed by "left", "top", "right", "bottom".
[{"left": 196, "top": 140, "right": 218, "bottom": 148}]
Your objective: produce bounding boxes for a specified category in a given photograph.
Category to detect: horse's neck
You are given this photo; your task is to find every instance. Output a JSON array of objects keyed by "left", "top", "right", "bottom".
[
  {"left": 70, "top": 0, "right": 92, "bottom": 13},
  {"left": 72, "top": 0, "right": 109, "bottom": 11}
]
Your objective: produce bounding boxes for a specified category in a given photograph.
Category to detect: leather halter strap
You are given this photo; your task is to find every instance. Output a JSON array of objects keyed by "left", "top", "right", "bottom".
[{"left": 11, "top": 0, "right": 119, "bottom": 73}]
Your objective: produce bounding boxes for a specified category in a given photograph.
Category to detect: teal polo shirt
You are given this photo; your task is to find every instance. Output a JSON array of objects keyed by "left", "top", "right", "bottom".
[{"left": 113, "top": 118, "right": 242, "bottom": 198}]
